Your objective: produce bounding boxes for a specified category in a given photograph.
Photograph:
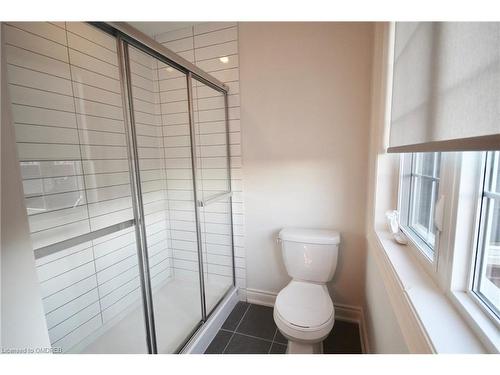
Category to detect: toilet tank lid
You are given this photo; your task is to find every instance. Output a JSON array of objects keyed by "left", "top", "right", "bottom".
[{"left": 279, "top": 228, "right": 340, "bottom": 245}]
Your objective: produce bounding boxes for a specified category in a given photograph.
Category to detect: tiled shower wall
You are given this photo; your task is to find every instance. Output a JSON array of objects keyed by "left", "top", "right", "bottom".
[
  {"left": 3, "top": 21, "right": 245, "bottom": 352},
  {"left": 4, "top": 22, "right": 174, "bottom": 351},
  {"left": 153, "top": 23, "right": 246, "bottom": 294},
  {"left": 2, "top": 22, "right": 153, "bottom": 350}
]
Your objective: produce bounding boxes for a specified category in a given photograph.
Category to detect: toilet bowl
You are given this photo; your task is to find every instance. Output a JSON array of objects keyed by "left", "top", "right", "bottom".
[{"left": 273, "top": 228, "right": 340, "bottom": 354}]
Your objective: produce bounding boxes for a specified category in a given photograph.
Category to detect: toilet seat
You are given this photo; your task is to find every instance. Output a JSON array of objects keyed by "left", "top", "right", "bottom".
[{"left": 274, "top": 281, "right": 335, "bottom": 343}]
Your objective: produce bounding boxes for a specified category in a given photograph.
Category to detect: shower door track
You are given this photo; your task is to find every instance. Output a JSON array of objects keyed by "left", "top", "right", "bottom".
[
  {"left": 91, "top": 22, "right": 228, "bottom": 94},
  {"left": 86, "top": 22, "right": 236, "bottom": 354}
]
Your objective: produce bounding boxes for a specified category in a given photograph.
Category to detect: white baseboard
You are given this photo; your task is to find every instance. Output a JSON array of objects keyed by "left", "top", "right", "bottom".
[
  {"left": 246, "top": 288, "right": 276, "bottom": 307},
  {"left": 245, "top": 287, "right": 371, "bottom": 353},
  {"left": 333, "top": 303, "right": 371, "bottom": 354},
  {"left": 182, "top": 287, "right": 239, "bottom": 354}
]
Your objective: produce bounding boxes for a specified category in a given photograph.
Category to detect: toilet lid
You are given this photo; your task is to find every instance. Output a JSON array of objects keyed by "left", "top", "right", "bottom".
[{"left": 275, "top": 281, "right": 334, "bottom": 328}]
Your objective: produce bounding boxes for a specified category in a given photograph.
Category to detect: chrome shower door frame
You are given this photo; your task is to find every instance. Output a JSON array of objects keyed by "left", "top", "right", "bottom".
[
  {"left": 93, "top": 22, "right": 236, "bottom": 353},
  {"left": 116, "top": 37, "right": 158, "bottom": 354}
]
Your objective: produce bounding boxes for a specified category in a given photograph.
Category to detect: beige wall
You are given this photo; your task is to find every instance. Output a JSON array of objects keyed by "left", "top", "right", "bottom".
[
  {"left": 363, "top": 23, "right": 409, "bottom": 353},
  {"left": 239, "top": 22, "right": 374, "bottom": 308}
]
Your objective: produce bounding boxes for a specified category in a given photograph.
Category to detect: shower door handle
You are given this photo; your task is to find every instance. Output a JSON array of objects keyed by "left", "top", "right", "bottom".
[{"left": 197, "top": 191, "right": 233, "bottom": 207}]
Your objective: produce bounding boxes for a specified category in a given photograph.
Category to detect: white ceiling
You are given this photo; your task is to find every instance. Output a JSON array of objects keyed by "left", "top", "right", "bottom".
[{"left": 127, "top": 22, "right": 199, "bottom": 37}]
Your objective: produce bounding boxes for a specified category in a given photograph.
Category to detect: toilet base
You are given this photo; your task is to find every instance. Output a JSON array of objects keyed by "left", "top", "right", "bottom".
[{"left": 286, "top": 340, "right": 324, "bottom": 354}]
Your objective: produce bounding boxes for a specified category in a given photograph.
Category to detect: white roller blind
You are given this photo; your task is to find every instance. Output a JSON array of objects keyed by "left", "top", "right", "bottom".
[{"left": 388, "top": 22, "right": 500, "bottom": 153}]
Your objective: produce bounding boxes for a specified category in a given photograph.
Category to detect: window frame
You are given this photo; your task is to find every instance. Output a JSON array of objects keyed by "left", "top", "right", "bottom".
[
  {"left": 399, "top": 151, "right": 500, "bottom": 351},
  {"left": 443, "top": 151, "right": 500, "bottom": 353},
  {"left": 398, "top": 152, "right": 445, "bottom": 274},
  {"left": 470, "top": 151, "right": 500, "bottom": 322}
]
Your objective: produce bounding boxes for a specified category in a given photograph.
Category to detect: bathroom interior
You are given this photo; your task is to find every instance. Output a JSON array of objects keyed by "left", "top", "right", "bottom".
[{"left": 1, "top": 3, "right": 499, "bottom": 366}]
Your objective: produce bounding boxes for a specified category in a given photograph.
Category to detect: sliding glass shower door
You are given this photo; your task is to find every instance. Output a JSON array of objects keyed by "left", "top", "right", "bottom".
[
  {"left": 126, "top": 44, "right": 203, "bottom": 353},
  {"left": 3, "top": 21, "right": 234, "bottom": 354},
  {"left": 190, "top": 77, "right": 235, "bottom": 316},
  {"left": 4, "top": 21, "right": 150, "bottom": 353}
]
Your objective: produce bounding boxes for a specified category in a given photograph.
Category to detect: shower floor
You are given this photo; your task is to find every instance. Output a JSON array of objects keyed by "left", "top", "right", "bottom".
[{"left": 79, "top": 277, "right": 230, "bottom": 354}]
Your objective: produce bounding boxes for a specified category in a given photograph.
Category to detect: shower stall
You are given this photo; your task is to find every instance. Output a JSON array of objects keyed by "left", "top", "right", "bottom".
[{"left": 3, "top": 21, "right": 236, "bottom": 353}]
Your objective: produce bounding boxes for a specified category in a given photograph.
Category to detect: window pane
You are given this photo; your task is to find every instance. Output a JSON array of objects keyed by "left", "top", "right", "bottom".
[
  {"left": 474, "top": 151, "right": 500, "bottom": 318},
  {"left": 416, "top": 152, "right": 438, "bottom": 176},
  {"left": 406, "top": 152, "right": 441, "bottom": 253},
  {"left": 492, "top": 197, "right": 500, "bottom": 246},
  {"left": 413, "top": 177, "right": 433, "bottom": 229},
  {"left": 495, "top": 152, "right": 500, "bottom": 193},
  {"left": 476, "top": 198, "right": 500, "bottom": 316}
]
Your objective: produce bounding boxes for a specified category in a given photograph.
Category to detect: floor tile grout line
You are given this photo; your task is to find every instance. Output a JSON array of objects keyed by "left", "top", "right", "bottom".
[
  {"left": 224, "top": 330, "right": 276, "bottom": 344},
  {"left": 211, "top": 303, "right": 361, "bottom": 354},
  {"left": 221, "top": 304, "right": 250, "bottom": 353},
  {"left": 233, "top": 304, "right": 276, "bottom": 344},
  {"left": 233, "top": 303, "right": 251, "bottom": 331},
  {"left": 221, "top": 303, "right": 250, "bottom": 354},
  {"left": 220, "top": 302, "right": 246, "bottom": 332},
  {"left": 268, "top": 328, "right": 278, "bottom": 354}
]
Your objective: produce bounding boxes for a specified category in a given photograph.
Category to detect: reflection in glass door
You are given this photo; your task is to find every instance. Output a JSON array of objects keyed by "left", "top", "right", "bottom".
[
  {"left": 126, "top": 44, "right": 203, "bottom": 353},
  {"left": 4, "top": 21, "right": 235, "bottom": 354},
  {"left": 4, "top": 22, "right": 149, "bottom": 353},
  {"left": 190, "top": 77, "right": 235, "bottom": 316}
]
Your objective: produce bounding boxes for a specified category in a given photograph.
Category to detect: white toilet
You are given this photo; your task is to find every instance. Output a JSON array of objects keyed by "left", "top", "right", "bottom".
[{"left": 273, "top": 228, "right": 340, "bottom": 354}]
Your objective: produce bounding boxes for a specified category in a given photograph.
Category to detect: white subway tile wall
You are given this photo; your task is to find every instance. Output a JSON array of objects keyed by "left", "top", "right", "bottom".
[
  {"left": 4, "top": 21, "right": 244, "bottom": 352},
  {"left": 5, "top": 22, "right": 167, "bottom": 352},
  {"left": 154, "top": 23, "right": 245, "bottom": 296},
  {"left": 191, "top": 78, "right": 233, "bottom": 303},
  {"left": 127, "top": 46, "right": 173, "bottom": 293}
]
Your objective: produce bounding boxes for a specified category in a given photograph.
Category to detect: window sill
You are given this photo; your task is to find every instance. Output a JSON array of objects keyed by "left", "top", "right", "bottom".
[
  {"left": 368, "top": 229, "right": 489, "bottom": 353},
  {"left": 448, "top": 290, "right": 500, "bottom": 353}
]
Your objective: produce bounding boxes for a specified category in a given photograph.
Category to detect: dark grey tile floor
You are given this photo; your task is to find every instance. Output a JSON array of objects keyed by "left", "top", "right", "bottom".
[{"left": 205, "top": 302, "right": 362, "bottom": 354}]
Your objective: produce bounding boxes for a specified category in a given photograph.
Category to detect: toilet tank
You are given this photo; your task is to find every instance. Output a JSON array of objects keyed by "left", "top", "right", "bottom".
[{"left": 279, "top": 228, "right": 340, "bottom": 283}]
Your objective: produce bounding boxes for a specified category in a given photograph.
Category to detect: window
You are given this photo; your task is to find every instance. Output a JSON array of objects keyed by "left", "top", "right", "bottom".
[
  {"left": 399, "top": 152, "right": 442, "bottom": 260},
  {"left": 398, "top": 150, "right": 500, "bottom": 349},
  {"left": 472, "top": 151, "right": 500, "bottom": 319}
]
